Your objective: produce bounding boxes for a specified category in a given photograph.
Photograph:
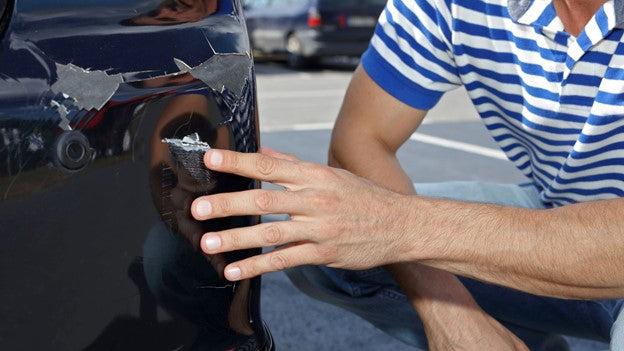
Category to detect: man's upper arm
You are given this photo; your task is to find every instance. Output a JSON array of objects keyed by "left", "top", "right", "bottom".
[
  {"left": 332, "top": 65, "right": 426, "bottom": 154},
  {"left": 331, "top": 0, "right": 462, "bottom": 153},
  {"left": 363, "top": 0, "right": 461, "bottom": 110}
]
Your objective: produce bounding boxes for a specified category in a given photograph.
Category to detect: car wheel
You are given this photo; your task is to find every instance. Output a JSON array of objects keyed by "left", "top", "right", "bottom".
[{"left": 286, "top": 33, "right": 312, "bottom": 69}]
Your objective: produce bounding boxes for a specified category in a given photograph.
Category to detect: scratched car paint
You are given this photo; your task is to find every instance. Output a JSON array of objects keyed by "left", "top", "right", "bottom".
[{"left": 0, "top": 1, "right": 274, "bottom": 350}]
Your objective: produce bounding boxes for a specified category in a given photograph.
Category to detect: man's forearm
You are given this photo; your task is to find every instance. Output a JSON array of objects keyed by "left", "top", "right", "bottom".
[
  {"left": 329, "top": 126, "right": 527, "bottom": 350},
  {"left": 392, "top": 264, "right": 527, "bottom": 351},
  {"left": 332, "top": 132, "right": 624, "bottom": 299},
  {"left": 326, "top": 64, "right": 519, "bottom": 348},
  {"left": 402, "top": 195, "right": 624, "bottom": 299}
]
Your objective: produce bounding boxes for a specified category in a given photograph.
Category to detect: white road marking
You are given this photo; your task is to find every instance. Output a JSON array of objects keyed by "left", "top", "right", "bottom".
[
  {"left": 261, "top": 122, "right": 334, "bottom": 133},
  {"left": 258, "top": 89, "right": 346, "bottom": 99},
  {"left": 409, "top": 133, "right": 508, "bottom": 160},
  {"left": 262, "top": 123, "right": 508, "bottom": 161}
]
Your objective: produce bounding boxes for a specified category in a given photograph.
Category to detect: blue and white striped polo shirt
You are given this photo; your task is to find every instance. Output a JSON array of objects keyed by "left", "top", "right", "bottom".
[{"left": 361, "top": 0, "right": 624, "bottom": 207}]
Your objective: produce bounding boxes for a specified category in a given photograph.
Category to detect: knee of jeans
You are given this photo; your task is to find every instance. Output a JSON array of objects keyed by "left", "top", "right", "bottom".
[
  {"left": 284, "top": 265, "right": 363, "bottom": 306},
  {"left": 284, "top": 266, "right": 329, "bottom": 301},
  {"left": 286, "top": 265, "right": 401, "bottom": 300},
  {"left": 611, "top": 308, "right": 624, "bottom": 349}
]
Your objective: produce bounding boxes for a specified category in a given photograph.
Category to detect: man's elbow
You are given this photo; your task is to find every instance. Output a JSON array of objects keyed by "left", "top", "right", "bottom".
[
  {"left": 328, "top": 140, "right": 346, "bottom": 168},
  {"left": 328, "top": 130, "right": 394, "bottom": 170}
]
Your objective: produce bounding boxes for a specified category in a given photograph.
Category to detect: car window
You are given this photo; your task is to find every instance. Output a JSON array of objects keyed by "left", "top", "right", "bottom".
[
  {"left": 244, "top": 0, "right": 270, "bottom": 9},
  {"left": 270, "top": 0, "right": 290, "bottom": 7},
  {"left": 320, "top": 0, "right": 386, "bottom": 6}
]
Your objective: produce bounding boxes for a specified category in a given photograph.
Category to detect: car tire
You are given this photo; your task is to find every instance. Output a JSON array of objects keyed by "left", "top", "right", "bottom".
[{"left": 286, "top": 33, "right": 313, "bottom": 69}]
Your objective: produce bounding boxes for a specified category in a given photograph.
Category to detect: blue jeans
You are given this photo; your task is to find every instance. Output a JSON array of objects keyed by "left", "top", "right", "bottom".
[{"left": 285, "top": 182, "right": 624, "bottom": 350}]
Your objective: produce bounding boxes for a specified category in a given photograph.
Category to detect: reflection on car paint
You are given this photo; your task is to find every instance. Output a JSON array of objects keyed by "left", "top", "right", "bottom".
[
  {"left": 122, "top": 0, "right": 221, "bottom": 26},
  {"left": 0, "top": 0, "right": 274, "bottom": 350}
]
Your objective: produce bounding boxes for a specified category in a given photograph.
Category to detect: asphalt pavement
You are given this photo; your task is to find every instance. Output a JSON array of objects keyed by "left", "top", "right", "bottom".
[{"left": 254, "top": 61, "right": 611, "bottom": 351}]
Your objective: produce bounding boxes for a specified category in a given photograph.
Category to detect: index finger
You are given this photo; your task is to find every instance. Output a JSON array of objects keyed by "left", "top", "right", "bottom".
[{"left": 205, "top": 149, "right": 302, "bottom": 185}]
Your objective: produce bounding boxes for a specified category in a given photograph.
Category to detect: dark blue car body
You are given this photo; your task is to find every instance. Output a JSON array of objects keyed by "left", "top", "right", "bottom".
[{"left": 0, "top": 1, "right": 274, "bottom": 350}]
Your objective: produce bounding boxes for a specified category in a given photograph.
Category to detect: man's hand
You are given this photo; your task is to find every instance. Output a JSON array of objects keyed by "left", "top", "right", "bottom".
[
  {"left": 189, "top": 146, "right": 529, "bottom": 350},
  {"left": 191, "top": 148, "right": 414, "bottom": 281}
]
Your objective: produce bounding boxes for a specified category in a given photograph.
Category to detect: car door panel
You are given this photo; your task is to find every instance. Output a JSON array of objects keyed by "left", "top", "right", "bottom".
[{"left": 0, "top": 1, "right": 274, "bottom": 350}]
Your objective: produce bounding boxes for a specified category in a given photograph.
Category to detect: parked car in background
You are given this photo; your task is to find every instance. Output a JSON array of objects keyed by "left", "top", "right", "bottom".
[
  {"left": 0, "top": 0, "right": 274, "bottom": 350},
  {"left": 243, "top": 0, "right": 385, "bottom": 67}
]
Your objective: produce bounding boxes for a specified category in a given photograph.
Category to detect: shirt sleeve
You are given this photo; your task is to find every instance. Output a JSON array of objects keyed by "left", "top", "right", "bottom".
[{"left": 362, "top": 0, "right": 461, "bottom": 110}]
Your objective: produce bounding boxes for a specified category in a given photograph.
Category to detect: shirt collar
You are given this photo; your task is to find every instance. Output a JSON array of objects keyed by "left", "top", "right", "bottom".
[
  {"left": 508, "top": 0, "right": 624, "bottom": 81},
  {"left": 616, "top": 0, "right": 624, "bottom": 28},
  {"left": 508, "top": 0, "right": 624, "bottom": 29},
  {"left": 507, "top": 0, "right": 534, "bottom": 22},
  {"left": 508, "top": 0, "right": 559, "bottom": 31}
]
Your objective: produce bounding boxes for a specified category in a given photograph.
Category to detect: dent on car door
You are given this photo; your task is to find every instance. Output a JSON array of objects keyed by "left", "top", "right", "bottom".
[{"left": 0, "top": 1, "right": 273, "bottom": 350}]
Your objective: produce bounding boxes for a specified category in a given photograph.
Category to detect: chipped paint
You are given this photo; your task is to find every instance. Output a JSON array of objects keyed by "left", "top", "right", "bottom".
[
  {"left": 162, "top": 133, "right": 211, "bottom": 152},
  {"left": 51, "top": 63, "right": 124, "bottom": 111},
  {"left": 174, "top": 51, "right": 252, "bottom": 99},
  {"left": 50, "top": 100, "right": 72, "bottom": 131},
  {"left": 50, "top": 50, "right": 251, "bottom": 115},
  {"left": 162, "top": 133, "right": 215, "bottom": 191}
]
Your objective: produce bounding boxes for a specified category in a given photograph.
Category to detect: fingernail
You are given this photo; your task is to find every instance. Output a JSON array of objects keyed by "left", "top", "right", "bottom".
[
  {"left": 195, "top": 200, "right": 212, "bottom": 217},
  {"left": 226, "top": 267, "right": 242, "bottom": 280},
  {"left": 210, "top": 151, "right": 223, "bottom": 166},
  {"left": 204, "top": 235, "right": 221, "bottom": 250}
]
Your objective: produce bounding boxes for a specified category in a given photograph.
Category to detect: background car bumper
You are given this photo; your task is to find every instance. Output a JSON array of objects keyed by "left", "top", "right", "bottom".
[{"left": 297, "top": 29, "right": 372, "bottom": 58}]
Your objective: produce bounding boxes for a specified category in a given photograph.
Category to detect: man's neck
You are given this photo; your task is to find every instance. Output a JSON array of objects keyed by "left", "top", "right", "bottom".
[{"left": 553, "top": 0, "right": 608, "bottom": 37}]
